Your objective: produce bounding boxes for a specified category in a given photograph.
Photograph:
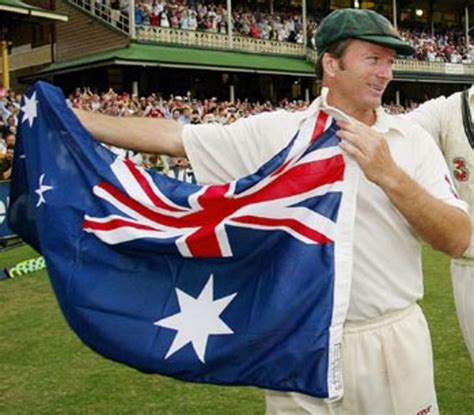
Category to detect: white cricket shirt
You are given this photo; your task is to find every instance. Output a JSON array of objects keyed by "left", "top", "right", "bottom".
[{"left": 406, "top": 86, "right": 474, "bottom": 260}]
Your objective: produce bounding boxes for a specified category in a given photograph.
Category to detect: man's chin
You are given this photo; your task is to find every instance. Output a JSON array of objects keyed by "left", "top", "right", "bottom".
[{"left": 360, "top": 97, "right": 382, "bottom": 111}]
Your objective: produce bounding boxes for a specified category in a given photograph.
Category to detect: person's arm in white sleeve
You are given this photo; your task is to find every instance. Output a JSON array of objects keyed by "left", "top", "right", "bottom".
[
  {"left": 404, "top": 96, "right": 447, "bottom": 147},
  {"left": 183, "top": 110, "right": 301, "bottom": 184},
  {"left": 73, "top": 108, "right": 186, "bottom": 156}
]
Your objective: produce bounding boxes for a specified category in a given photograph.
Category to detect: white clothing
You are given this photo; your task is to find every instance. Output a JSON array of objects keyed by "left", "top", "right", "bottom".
[
  {"left": 406, "top": 86, "right": 474, "bottom": 360},
  {"left": 451, "top": 260, "right": 474, "bottom": 360},
  {"left": 406, "top": 86, "right": 474, "bottom": 259},
  {"left": 0, "top": 139, "right": 6, "bottom": 155},
  {"left": 183, "top": 92, "right": 468, "bottom": 322},
  {"left": 265, "top": 304, "right": 438, "bottom": 415},
  {"left": 166, "top": 166, "right": 196, "bottom": 184}
]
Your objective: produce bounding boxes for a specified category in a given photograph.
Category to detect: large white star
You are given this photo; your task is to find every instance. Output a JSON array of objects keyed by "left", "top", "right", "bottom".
[
  {"left": 35, "top": 174, "right": 54, "bottom": 207},
  {"left": 155, "top": 275, "right": 237, "bottom": 363},
  {"left": 21, "top": 92, "right": 38, "bottom": 128}
]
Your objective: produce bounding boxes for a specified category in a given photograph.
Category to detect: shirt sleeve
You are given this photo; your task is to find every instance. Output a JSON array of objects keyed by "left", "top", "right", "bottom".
[
  {"left": 404, "top": 96, "right": 447, "bottom": 148},
  {"left": 413, "top": 127, "right": 468, "bottom": 213},
  {"left": 182, "top": 111, "right": 302, "bottom": 184}
]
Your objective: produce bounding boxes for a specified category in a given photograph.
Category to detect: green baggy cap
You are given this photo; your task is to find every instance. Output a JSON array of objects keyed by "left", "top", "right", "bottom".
[{"left": 316, "top": 8, "right": 415, "bottom": 56}]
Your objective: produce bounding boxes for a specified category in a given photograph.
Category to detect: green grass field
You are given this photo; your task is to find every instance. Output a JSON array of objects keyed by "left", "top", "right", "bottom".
[{"left": 0, "top": 245, "right": 472, "bottom": 414}]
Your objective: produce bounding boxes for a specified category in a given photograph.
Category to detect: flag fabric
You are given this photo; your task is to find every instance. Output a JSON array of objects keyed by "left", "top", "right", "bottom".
[{"left": 9, "top": 81, "right": 359, "bottom": 399}]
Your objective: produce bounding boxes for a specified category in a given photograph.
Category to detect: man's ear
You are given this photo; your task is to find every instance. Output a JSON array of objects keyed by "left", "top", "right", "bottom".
[{"left": 322, "top": 53, "right": 338, "bottom": 78}]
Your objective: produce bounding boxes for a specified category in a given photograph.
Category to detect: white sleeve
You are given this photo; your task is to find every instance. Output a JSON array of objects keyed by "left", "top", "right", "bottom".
[
  {"left": 404, "top": 97, "right": 447, "bottom": 148},
  {"left": 413, "top": 128, "right": 468, "bottom": 213},
  {"left": 182, "top": 110, "right": 301, "bottom": 184}
]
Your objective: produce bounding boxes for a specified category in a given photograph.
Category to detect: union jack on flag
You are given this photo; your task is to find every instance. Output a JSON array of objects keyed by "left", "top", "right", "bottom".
[
  {"left": 9, "top": 81, "right": 358, "bottom": 400},
  {"left": 82, "top": 110, "right": 343, "bottom": 258}
]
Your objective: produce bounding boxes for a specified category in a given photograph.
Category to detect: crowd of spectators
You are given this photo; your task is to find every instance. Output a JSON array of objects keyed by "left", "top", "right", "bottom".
[
  {"left": 134, "top": 0, "right": 311, "bottom": 43},
  {"left": 131, "top": 0, "right": 474, "bottom": 63},
  {"left": 0, "top": 90, "right": 20, "bottom": 181},
  {"left": 400, "top": 22, "right": 473, "bottom": 63},
  {"left": 382, "top": 100, "right": 420, "bottom": 114}
]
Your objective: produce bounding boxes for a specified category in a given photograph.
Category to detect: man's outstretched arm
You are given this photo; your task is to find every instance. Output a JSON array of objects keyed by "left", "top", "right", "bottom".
[{"left": 73, "top": 109, "right": 186, "bottom": 157}]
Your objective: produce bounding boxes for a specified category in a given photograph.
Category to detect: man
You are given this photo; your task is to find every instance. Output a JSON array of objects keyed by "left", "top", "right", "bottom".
[
  {"left": 74, "top": 9, "right": 470, "bottom": 414},
  {"left": 0, "top": 145, "right": 14, "bottom": 180},
  {"left": 166, "top": 156, "right": 196, "bottom": 183},
  {"left": 404, "top": 27, "right": 473, "bottom": 361}
]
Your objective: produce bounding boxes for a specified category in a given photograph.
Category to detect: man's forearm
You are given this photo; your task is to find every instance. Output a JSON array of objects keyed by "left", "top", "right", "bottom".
[
  {"left": 73, "top": 109, "right": 186, "bottom": 157},
  {"left": 381, "top": 167, "right": 471, "bottom": 257}
]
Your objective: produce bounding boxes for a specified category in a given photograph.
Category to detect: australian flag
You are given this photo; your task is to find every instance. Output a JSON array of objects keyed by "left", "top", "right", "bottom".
[{"left": 9, "top": 81, "right": 359, "bottom": 399}]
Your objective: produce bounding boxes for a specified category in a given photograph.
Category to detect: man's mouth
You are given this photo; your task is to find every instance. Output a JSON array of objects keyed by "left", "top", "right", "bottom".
[{"left": 368, "top": 84, "right": 385, "bottom": 95}]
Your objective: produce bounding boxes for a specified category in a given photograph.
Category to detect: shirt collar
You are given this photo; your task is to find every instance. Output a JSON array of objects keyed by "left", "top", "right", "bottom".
[
  {"left": 302, "top": 87, "right": 352, "bottom": 123},
  {"left": 372, "top": 106, "right": 405, "bottom": 136},
  {"left": 304, "top": 87, "right": 405, "bottom": 137}
]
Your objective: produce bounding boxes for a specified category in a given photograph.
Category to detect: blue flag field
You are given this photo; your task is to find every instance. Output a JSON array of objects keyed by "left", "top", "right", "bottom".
[{"left": 9, "top": 81, "right": 358, "bottom": 399}]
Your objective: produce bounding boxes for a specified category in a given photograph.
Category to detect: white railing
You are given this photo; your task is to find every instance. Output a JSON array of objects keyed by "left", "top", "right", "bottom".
[
  {"left": 305, "top": 47, "right": 474, "bottom": 76},
  {"left": 233, "top": 35, "right": 304, "bottom": 55},
  {"left": 394, "top": 59, "right": 474, "bottom": 76},
  {"left": 67, "top": 0, "right": 129, "bottom": 34},
  {"left": 306, "top": 47, "right": 317, "bottom": 64},
  {"left": 0, "top": 45, "right": 52, "bottom": 72},
  {"left": 136, "top": 26, "right": 305, "bottom": 56}
]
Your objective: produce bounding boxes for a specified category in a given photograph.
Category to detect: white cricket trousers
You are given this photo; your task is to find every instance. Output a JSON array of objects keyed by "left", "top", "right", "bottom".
[
  {"left": 266, "top": 304, "right": 438, "bottom": 415},
  {"left": 451, "top": 259, "right": 474, "bottom": 361}
]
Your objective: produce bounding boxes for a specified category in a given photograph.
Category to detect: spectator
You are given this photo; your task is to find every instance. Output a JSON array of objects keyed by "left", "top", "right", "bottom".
[
  {"left": 0, "top": 145, "right": 14, "bottom": 180},
  {"left": 189, "top": 109, "right": 202, "bottom": 124}
]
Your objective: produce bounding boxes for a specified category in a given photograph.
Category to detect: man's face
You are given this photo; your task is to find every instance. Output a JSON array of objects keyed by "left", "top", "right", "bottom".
[
  {"left": 329, "top": 40, "right": 395, "bottom": 112},
  {"left": 5, "top": 134, "right": 15, "bottom": 147},
  {"left": 5, "top": 148, "right": 13, "bottom": 162}
]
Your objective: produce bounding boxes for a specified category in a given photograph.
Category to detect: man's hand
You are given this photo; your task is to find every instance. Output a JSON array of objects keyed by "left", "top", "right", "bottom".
[{"left": 336, "top": 119, "right": 401, "bottom": 187}]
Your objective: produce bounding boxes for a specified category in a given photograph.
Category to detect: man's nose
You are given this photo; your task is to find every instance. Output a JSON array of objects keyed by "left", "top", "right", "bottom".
[{"left": 377, "top": 62, "right": 393, "bottom": 81}]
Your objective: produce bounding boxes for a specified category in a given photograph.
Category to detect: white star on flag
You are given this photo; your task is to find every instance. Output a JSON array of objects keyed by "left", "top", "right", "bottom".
[
  {"left": 35, "top": 174, "right": 54, "bottom": 207},
  {"left": 21, "top": 92, "right": 38, "bottom": 128},
  {"left": 155, "top": 274, "right": 237, "bottom": 363}
]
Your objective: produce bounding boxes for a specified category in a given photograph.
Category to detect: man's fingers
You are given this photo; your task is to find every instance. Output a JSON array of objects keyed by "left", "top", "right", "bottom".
[
  {"left": 336, "top": 129, "right": 366, "bottom": 152},
  {"left": 339, "top": 140, "right": 365, "bottom": 162}
]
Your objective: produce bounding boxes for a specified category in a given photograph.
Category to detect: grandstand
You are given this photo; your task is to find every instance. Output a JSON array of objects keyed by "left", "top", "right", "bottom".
[{"left": 1, "top": 0, "right": 473, "bottom": 103}]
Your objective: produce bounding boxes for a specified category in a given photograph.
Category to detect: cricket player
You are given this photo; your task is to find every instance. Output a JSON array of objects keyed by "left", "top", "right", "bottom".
[
  {"left": 73, "top": 9, "right": 471, "bottom": 414},
  {"left": 405, "top": 27, "right": 474, "bottom": 360}
]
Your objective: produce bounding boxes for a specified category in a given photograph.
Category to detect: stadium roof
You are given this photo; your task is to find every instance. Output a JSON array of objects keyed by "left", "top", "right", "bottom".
[
  {"left": 0, "top": 0, "right": 68, "bottom": 22},
  {"left": 28, "top": 42, "right": 316, "bottom": 78}
]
